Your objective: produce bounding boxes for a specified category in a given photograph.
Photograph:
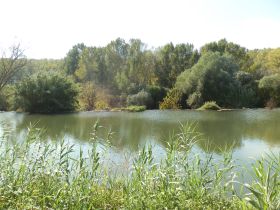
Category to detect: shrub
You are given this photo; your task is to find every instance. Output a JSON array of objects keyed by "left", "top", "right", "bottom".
[
  {"left": 147, "top": 85, "right": 167, "bottom": 109},
  {"left": 79, "top": 82, "right": 96, "bottom": 111},
  {"left": 197, "top": 101, "right": 221, "bottom": 110},
  {"left": 0, "top": 93, "right": 8, "bottom": 111},
  {"left": 159, "top": 88, "right": 182, "bottom": 109},
  {"left": 186, "top": 91, "right": 203, "bottom": 108},
  {"left": 94, "top": 86, "right": 112, "bottom": 110},
  {"left": 265, "top": 98, "right": 277, "bottom": 109},
  {"left": 175, "top": 52, "right": 239, "bottom": 108},
  {"left": 124, "top": 105, "right": 146, "bottom": 112},
  {"left": 109, "top": 94, "right": 127, "bottom": 108},
  {"left": 95, "top": 100, "right": 110, "bottom": 110},
  {"left": 15, "top": 73, "right": 79, "bottom": 113},
  {"left": 0, "top": 86, "right": 15, "bottom": 111},
  {"left": 234, "top": 71, "right": 259, "bottom": 108},
  {"left": 258, "top": 74, "right": 280, "bottom": 107},
  {"left": 127, "top": 90, "right": 152, "bottom": 108}
]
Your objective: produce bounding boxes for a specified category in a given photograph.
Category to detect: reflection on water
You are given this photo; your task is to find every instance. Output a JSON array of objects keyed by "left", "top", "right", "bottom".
[{"left": 0, "top": 109, "right": 280, "bottom": 156}]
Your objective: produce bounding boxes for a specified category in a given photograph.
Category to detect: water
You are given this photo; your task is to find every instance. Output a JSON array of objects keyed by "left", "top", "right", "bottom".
[{"left": 1, "top": 109, "right": 280, "bottom": 165}]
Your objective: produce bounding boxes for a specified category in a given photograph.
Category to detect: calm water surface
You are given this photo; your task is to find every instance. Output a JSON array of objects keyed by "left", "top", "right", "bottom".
[{"left": 1, "top": 109, "right": 280, "bottom": 167}]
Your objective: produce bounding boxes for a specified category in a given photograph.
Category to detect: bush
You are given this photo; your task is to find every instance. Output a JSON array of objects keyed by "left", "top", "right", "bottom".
[
  {"left": 197, "top": 101, "right": 221, "bottom": 110},
  {"left": 109, "top": 94, "right": 127, "bottom": 108},
  {"left": 175, "top": 52, "right": 239, "bottom": 108},
  {"left": 79, "top": 82, "right": 96, "bottom": 111},
  {"left": 258, "top": 74, "right": 280, "bottom": 107},
  {"left": 234, "top": 71, "right": 259, "bottom": 108},
  {"left": 127, "top": 90, "right": 152, "bottom": 108},
  {"left": 94, "top": 87, "right": 112, "bottom": 110},
  {"left": 159, "top": 88, "right": 183, "bottom": 109},
  {"left": 15, "top": 73, "right": 79, "bottom": 113},
  {"left": 95, "top": 100, "right": 110, "bottom": 110},
  {"left": 0, "top": 86, "right": 15, "bottom": 111},
  {"left": 0, "top": 93, "right": 8, "bottom": 111},
  {"left": 147, "top": 86, "right": 167, "bottom": 109},
  {"left": 0, "top": 94, "right": 7, "bottom": 111},
  {"left": 124, "top": 105, "right": 146, "bottom": 112}
]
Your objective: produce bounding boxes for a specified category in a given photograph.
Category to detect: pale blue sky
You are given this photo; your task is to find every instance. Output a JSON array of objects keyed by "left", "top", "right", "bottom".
[{"left": 0, "top": 0, "right": 279, "bottom": 58}]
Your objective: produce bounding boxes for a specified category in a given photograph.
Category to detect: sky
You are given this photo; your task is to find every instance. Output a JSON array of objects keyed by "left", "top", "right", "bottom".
[{"left": 0, "top": 0, "right": 280, "bottom": 59}]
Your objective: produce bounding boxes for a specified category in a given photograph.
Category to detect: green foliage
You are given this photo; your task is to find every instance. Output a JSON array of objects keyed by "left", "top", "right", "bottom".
[
  {"left": 200, "top": 39, "right": 250, "bottom": 71},
  {"left": 79, "top": 82, "right": 96, "bottom": 111},
  {"left": 94, "top": 100, "right": 110, "bottom": 110},
  {"left": 93, "top": 87, "right": 113, "bottom": 110},
  {"left": 159, "top": 88, "right": 183, "bottom": 109},
  {"left": 266, "top": 48, "right": 280, "bottom": 74},
  {"left": 243, "top": 154, "right": 280, "bottom": 210},
  {"left": 258, "top": 74, "right": 280, "bottom": 107},
  {"left": 176, "top": 52, "right": 239, "bottom": 108},
  {"left": 64, "top": 43, "right": 86, "bottom": 75},
  {"left": 1, "top": 124, "right": 279, "bottom": 209},
  {"left": 0, "top": 85, "right": 16, "bottom": 111},
  {"left": 15, "top": 73, "right": 79, "bottom": 113},
  {"left": 155, "top": 43, "right": 199, "bottom": 88},
  {"left": 124, "top": 105, "right": 146, "bottom": 112},
  {"left": 197, "top": 101, "right": 221, "bottom": 110},
  {"left": 248, "top": 48, "right": 280, "bottom": 76},
  {"left": 234, "top": 71, "right": 260, "bottom": 108},
  {"left": 4, "top": 39, "right": 280, "bottom": 111},
  {"left": 146, "top": 85, "right": 167, "bottom": 109},
  {"left": 127, "top": 90, "right": 153, "bottom": 108},
  {"left": 0, "top": 93, "right": 8, "bottom": 111}
]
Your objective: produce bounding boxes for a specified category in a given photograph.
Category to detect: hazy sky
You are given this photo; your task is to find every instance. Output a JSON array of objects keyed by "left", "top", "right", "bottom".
[{"left": 1, "top": 0, "right": 280, "bottom": 58}]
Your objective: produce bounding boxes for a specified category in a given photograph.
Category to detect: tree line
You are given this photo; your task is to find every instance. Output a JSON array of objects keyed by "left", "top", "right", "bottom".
[{"left": 1, "top": 38, "right": 280, "bottom": 113}]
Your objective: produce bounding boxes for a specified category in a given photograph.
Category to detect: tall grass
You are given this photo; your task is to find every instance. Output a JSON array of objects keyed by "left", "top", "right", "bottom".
[{"left": 0, "top": 122, "right": 279, "bottom": 209}]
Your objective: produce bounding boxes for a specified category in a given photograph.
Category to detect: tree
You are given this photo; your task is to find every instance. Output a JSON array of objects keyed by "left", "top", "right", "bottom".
[
  {"left": 258, "top": 74, "right": 280, "bottom": 107},
  {"left": 64, "top": 43, "right": 86, "bottom": 76},
  {"left": 114, "top": 39, "right": 156, "bottom": 94},
  {"left": 127, "top": 39, "right": 148, "bottom": 88},
  {"left": 79, "top": 82, "right": 96, "bottom": 110},
  {"left": 234, "top": 71, "right": 259, "bottom": 107},
  {"left": 105, "top": 38, "right": 129, "bottom": 92},
  {"left": 176, "top": 52, "right": 239, "bottom": 108},
  {"left": 247, "top": 48, "right": 280, "bottom": 77},
  {"left": 0, "top": 44, "right": 26, "bottom": 93},
  {"left": 155, "top": 43, "right": 199, "bottom": 88},
  {"left": 265, "top": 48, "right": 280, "bottom": 74},
  {"left": 15, "top": 73, "right": 79, "bottom": 113},
  {"left": 146, "top": 85, "right": 167, "bottom": 109},
  {"left": 75, "top": 47, "right": 97, "bottom": 82},
  {"left": 200, "top": 39, "right": 249, "bottom": 71}
]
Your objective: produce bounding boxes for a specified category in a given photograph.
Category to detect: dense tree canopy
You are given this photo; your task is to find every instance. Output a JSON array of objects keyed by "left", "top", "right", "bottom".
[
  {"left": 1, "top": 38, "right": 280, "bottom": 112},
  {"left": 200, "top": 39, "right": 250, "bottom": 71},
  {"left": 258, "top": 74, "right": 280, "bottom": 107},
  {"left": 175, "top": 52, "right": 239, "bottom": 108},
  {"left": 15, "top": 74, "right": 78, "bottom": 113},
  {"left": 64, "top": 43, "right": 86, "bottom": 76},
  {"left": 155, "top": 43, "right": 199, "bottom": 88}
]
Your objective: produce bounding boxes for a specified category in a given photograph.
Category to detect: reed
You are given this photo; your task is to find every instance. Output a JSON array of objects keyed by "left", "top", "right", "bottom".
[{"left": 0, "top": 122, "right": 279, "bottom": 209}]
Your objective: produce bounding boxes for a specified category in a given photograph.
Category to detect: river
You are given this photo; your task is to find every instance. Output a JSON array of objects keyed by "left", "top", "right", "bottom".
[{"left": 1, "top": 109, "right": 280, "bottom": 169}]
